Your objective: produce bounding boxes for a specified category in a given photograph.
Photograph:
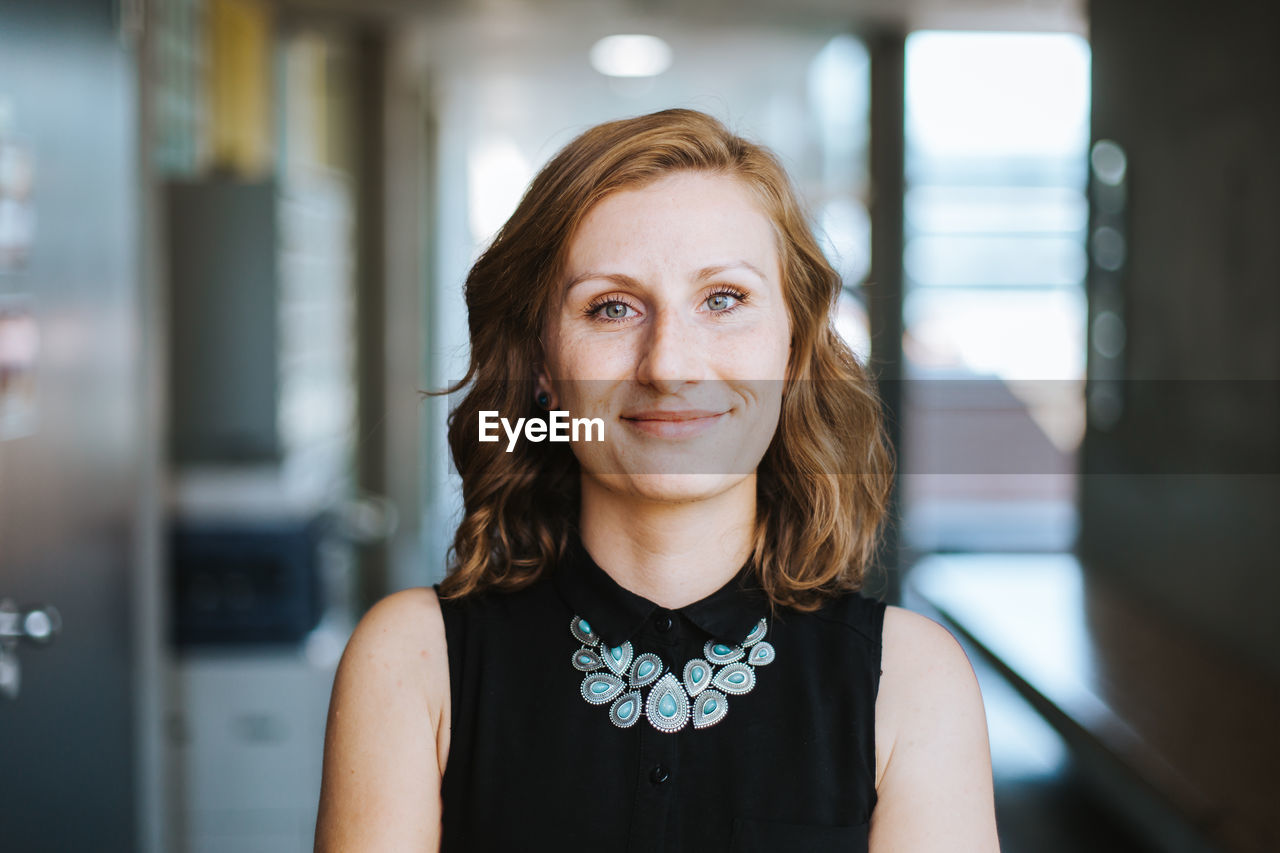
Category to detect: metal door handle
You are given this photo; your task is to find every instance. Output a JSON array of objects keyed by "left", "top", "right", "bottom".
[
  {"left": 0, "top": 598, "right": 61, "bottom": 643},
  {"left": 1, "top": 597, "right": 62, "bottom": 700}
]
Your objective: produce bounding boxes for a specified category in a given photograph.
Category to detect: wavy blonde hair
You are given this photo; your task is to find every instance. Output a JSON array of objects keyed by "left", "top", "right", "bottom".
[{"left": 426, "top": 108, "right": 894, "bottom": 612}]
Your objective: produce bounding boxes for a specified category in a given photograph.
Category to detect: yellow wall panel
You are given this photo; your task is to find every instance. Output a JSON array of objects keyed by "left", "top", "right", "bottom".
[{"left": 206, "top": 0, "right": 272, "bottom": 176}]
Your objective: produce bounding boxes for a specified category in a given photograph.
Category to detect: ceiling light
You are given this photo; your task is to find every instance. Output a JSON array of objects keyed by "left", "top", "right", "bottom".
[{"left": 589, "top": 34, "right": 672, "bottom": 78}]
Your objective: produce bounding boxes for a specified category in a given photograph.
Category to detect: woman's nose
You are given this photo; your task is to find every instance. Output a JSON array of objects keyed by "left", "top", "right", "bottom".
[{"left": 635, "top": 305, "right": 701, "bottom": 392}]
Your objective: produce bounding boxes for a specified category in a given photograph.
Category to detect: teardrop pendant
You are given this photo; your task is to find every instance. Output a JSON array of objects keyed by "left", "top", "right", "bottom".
[
  {"left": 601, "top": 640, "right": 634, "bottom": 677},
  {"left": 571, "top": 647, "right": 604, "bottom": 672},
  {"left": 629, "top": 652, "right": 663, "bottom": 688},
  {"left": 746, "top": 641, "right": 775, "bottom": 666},
  {"left": 711, "top": 662, "right": 756, "bottom": 695},
  {"left": 692, "top": 689, "right": 728, "bottom": 729},
  {"left": 570, "top": 616, "right": 599, "bottom": 647},
  {"left": 644, "top": 673, "right": 690, "bottom": 733},
  {"left": 609, "top": 690, "right": 643, "bottom": 728},
  {"left": 704, "top": 639, "right": 745, "bottom": 665},
  {"left": 682, "top": 658, "right": 712, "bottom": 695},
  {"left": 581, "top": 672, "right": 625, "bottom": 705},
  {"left": 742, "top": 618, "right": 767, "bottom": 647}
]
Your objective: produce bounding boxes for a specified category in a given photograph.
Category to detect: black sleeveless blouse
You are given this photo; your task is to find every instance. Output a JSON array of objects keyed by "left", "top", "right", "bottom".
[{"left": 434, "top": 532, "right": 886, "bottom": 852}]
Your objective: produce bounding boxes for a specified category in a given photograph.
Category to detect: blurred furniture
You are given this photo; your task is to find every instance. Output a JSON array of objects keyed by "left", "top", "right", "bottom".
[
  {"left": 167, "top": 473, "right": 336, "bottom": 853},
  {"left": 170, "top": 514, "right": 325, "bottom": 646},
  {"left": 908, "top": 553, "right": 1280, "bottom": 853},
  {"left": 169, "top": 467, "right": 328, "bottom": 646},
  {"left": 169, "top": 647, "right": 337, "bottom": 853},
  {"left": 166, "top": 467, "right": 378, "bottom": 851}
]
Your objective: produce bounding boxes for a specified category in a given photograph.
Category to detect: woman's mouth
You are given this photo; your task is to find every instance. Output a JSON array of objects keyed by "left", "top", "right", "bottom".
[{"left": 620, "top": 409, "right": 729, "bottom": 439}]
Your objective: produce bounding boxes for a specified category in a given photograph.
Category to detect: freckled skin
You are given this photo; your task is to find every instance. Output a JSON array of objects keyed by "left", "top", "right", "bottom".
[{"left": 540, "top": 171, "right": 792, "bottom": 506}]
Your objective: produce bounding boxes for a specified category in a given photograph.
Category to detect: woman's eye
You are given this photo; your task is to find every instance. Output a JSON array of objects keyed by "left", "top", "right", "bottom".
[
  {"left": 706, "top": 290, "right": 745, "bottom": 312},
  {"left": 586, "top": 299, "right": 638, "bottom": 322}
]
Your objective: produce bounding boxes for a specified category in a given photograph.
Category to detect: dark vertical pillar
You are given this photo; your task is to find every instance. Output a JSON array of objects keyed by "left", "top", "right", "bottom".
[
  {"left": 1083, "top": 0, "right": 1280, "bottom": 677},
  {"left": 867, "top": 30, "right": 906, "bottom": 603},
  {"left": 354, "top": 29, "right": 388, "bottom": 612}
]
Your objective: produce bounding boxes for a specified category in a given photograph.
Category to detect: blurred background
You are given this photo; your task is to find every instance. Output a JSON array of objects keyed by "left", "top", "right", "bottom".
[{"left": 0, "top": 0, "right": 1277, "bottom": 850}]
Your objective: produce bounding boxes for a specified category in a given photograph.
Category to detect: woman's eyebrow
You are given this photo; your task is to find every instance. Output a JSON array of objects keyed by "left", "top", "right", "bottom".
[
  {"left": 565, "top": 261, "right": 767, "bottom": 293},
  {"left": 695, "top": 261, "right": 767, "bottom": 282},
  {"left": 564, "top": 271, "right": 642, "bottom": 293}
]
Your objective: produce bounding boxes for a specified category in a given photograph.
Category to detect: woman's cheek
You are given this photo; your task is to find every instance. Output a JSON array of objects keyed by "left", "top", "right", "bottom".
[{"left": 565, "top": 337, "right": 636, "bottom": 381}]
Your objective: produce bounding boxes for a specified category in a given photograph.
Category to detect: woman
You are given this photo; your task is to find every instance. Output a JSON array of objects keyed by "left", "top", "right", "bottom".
[{"left": 316, "top": 109, "right": 1000, "bottom": 851}]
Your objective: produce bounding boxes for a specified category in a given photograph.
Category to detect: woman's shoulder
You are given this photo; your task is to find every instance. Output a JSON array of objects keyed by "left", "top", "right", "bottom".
[
  {"left": 879, "top": 604, "right": 980, "bottom": 716},
  {"left": 335, "top": 586, "right": 449, "bottom": 717},
  {"left": 881, "top": 604, "right": 968, "bottom": 664},
  {"left": 350, "top": 585, "right": 446, "bottom": 651},
  {"left": 384, "top": 584, "right": 451, "bottom": 658},
  {"left": 868, "top": 606, "right": 1000, "bottom": 847},
  {"left": 316, "top": 586, "right": 450, "bottom": 849},
  {"left": 874, "top": 604, "right": 989, "bottom": 788},
  {"left": 330, "top": 587, "right": 452, "bottom": 758}
]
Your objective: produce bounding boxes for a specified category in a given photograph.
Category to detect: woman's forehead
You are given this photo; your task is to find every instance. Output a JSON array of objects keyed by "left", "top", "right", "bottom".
[{"left": 564, "top": 172, "right": 780, "bottom": 277}]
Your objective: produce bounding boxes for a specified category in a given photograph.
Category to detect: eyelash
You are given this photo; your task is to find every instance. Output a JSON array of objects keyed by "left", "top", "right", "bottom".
[{"left": 583, "top": 287, "right": 750, "bottom": 325}]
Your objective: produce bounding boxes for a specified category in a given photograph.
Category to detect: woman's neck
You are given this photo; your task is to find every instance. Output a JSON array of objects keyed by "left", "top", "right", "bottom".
[{"left": 577, "top": 474, "right": 757, "bottom": 610}]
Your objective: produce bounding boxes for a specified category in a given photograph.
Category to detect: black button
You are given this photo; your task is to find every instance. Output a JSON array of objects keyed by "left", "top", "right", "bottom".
[
  {"left": 655, "top": 613, "right": 673, "bottom": 632},
  {"left": 649, "top": 764, "right": 670, "bottom": 784}
]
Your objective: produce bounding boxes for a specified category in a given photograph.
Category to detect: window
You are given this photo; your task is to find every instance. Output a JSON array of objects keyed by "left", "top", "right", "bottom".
[{"left": 901, "top": 31, "right": 1091, "bottom": 552}]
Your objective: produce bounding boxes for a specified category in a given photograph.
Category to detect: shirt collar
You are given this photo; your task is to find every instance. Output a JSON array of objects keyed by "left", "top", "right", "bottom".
[{"left": 553, "top": 528, "right": 770, "bottom": 649}]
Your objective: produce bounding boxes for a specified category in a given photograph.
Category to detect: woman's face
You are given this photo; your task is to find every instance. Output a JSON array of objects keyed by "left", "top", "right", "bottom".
[{"left": 540, "top": 170, "right": 792, "bottom": 505}]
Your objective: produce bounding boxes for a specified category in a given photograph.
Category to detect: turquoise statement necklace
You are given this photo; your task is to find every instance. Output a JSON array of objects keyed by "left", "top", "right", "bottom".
[{"left": 568, "top": 614, "right": 775, "bottom": 733}]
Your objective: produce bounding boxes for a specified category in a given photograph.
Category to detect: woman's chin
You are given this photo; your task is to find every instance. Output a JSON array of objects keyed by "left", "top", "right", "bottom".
[{"left": 587, "top": 471, "right": 749, "bottom": 505}]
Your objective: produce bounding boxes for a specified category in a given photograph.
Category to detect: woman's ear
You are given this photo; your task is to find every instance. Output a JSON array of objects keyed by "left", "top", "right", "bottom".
[{"left": 533, "top": 364, "right": 556, "bottom": 410}]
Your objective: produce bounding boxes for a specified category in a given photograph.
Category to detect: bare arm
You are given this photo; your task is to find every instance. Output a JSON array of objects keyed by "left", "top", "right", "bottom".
[
  {"left": 315, "top": 587, "right": 450, "bottom": 851},
  {"left": 870, "top": 605, "right": 1001, "bottom": 852}
]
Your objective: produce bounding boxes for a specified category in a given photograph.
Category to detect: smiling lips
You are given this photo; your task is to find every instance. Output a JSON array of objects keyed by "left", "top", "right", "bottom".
[{"left": 620, "top": 409, "right": 728, "bottom": 439}]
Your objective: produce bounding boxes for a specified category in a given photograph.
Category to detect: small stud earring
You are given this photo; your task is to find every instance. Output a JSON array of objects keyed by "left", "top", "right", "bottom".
[{"left": 536, "top": 390, "right": 551, "bottom": 409}]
